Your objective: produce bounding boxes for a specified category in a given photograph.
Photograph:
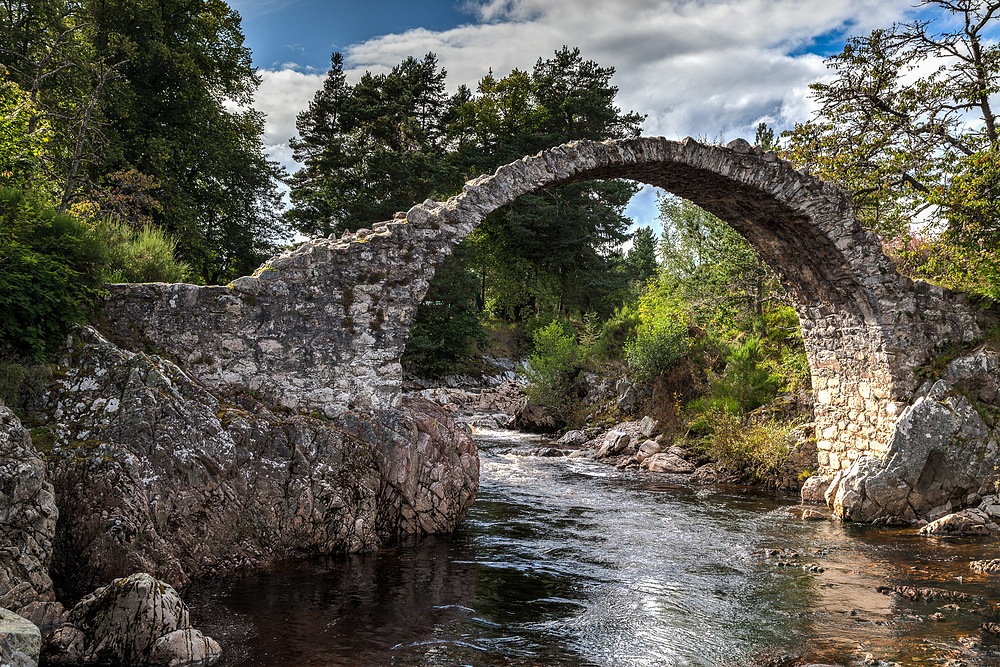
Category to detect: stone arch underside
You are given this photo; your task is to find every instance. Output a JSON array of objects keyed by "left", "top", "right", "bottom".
[{"left": 100, "top": 137, "right": 984, "bottom": 473}]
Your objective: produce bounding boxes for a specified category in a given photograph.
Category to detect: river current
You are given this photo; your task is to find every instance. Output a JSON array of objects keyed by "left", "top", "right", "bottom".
[{"left": 189, "top": 429, "right": 1000, "bottom": 666}]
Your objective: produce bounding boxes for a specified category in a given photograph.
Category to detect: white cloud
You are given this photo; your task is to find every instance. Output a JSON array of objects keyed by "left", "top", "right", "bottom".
[{"left": 253, "top": 0, "right": 921, "bottom": 176}]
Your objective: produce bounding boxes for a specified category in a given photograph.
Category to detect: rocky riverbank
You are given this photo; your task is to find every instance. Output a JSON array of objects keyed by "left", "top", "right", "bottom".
[{"left": 0, "top": 326, "right": 480, "bottom": 665}]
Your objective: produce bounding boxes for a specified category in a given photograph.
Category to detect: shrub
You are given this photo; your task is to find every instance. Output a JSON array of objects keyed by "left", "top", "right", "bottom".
[
  {"left": 524, "top": 320, "right": 580, "bottom": 420},
  {"left": 593, "top": 303, "right": 641, "bottom": 360},
  {"left": 704, "top": 410, "right": 795, "bottom": 487},
  {"left": 0, "top": 189, "right": 108, "bottom": 360},
  {"left": 92, "top": 219, "right": 191, "bottom": 283},
  {"left": 624, "top": 307, "right": 691, "bottom": 379}
]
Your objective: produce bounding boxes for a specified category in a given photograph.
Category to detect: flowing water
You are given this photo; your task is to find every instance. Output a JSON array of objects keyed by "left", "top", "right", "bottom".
[{"left": 189, "top": 430, "right": 1000, "bottom": 666}]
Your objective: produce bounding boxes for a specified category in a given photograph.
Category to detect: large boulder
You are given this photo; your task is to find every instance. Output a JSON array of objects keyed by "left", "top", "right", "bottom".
[
  {"left": 830, "top": 375, "right": 999, "bottom": 523},
  {"left": 0, "top": 408, "right": 58, "bottom": 611},
  {"left": 30, "top": 327, "right": 479, "bottom": 598},
  {"left": 643, "top": 452, "right": 696, "bottom": 474},
  {"left": 0, "top": 608, "right": 41, "bottom": 667},
  {"left": 596, "top": 430, "right": 631, "bottom": 459},
  {"left": 513, "top": 400, "right": 558, "bottom": 432},
  {"left": 51, "top": 573, "right": 219, "bottom": 666},
  {"left": 919, "top": 508, "right": 997, "bottom": 537}
]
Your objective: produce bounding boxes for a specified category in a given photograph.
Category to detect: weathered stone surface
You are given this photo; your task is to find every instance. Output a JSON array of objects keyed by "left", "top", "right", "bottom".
[
  {"left": 638, "top": 416, "right": 659, "bottom": 438},
  {"left": 635, "top": 439, "right": 662, "bottom": 463},
  {"left": 802, "top": 509, "right": 828, "bottom": 521},
  {"left": 513, "top": 401, "right": 558, "bottom": 433},
  {"left": 690, "top": 465, "right": 721, "bottom": 484},
  {"left": 30, "top": 328, "right": 478, "bottom": 598},
  {"left": 94, "top": 137, "right": 991, "bottom": 477},
  {"left": 830, "top": 378, "right": 1000, "bottom": 523},
  {"left": 556, "top": 430, "right": 589, "bottom": 447},
  {"left": 800, "top": 475, "right": 832, "bottom": 504},
  {"left": 58, "top": 573, "right": 219, "bottom": 667},
  {"left": 0, "top": 409, "right": 57, "bottom": 612},
  {"left": 596, "top": 430, "right": 631, "bottom": 459},
  {"left": 0, "top": 608, "right": 41, "bottom": 667},
  {"left": 919, "top": 509, "right": 996, "bottom": 537},
  {"left": 148, "top": 629, "right": 222, "bottom": 667},
  {"left": 643, "top": 453, "right": 697, "bottom": 474},
  {"left": 971, "top": 559, "right": 1000, "bottom": 574}
]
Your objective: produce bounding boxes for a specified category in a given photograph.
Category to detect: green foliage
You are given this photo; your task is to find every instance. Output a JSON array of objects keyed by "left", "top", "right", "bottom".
[
  {"left": 624, "top": 294, "right": 691, "bottom": 380},
  {"left": 524, "top": 320, "right": 580, "bottom": 421},
  {"left": 593, "top": 303, "right": 641, "bottom": 361},
  {"left": 658, "top": 195, "right": 775, "bottom": 330},
  {"left": 0, "top": 188, "right": 107, "bottom": 359},
  {"left": 401, "top": 247, "right": 488, "bottom": 377},
  {"left": 780, "top": 3, "right": 1000, "bottom": 296},
  {"left": 625, "top": 226, "right": 658, "bottom": 287},
  {"left": 292, "top": 47, "right": 645, "bottom": 377},
  {"left": 703, "top": 410, "right": 796, "bottom": 488},
  {"left": 0, "top": 0, "right": 289, "bottom": 284},
  {"left": 288, "top": 52, "right": 456, "bottom": 237},
  {"left": 90, "top": 218, "right": 191, "bottom": 283},
  {"left": 0, "top": 66, "right": 53, "bottom": 193},
  {"left": 716, "top": 337, "right": 782, "bottom": 412}
]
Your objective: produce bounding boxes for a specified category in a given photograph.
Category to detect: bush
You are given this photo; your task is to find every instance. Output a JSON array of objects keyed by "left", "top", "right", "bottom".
[
  {"left": 704, "top": 410, "right": 795, "bottom": 487},
  {"left": 524, "top": 320, "right": 580, "bottom": 420},
  {"left": 92, "top": 219, "right": 191, "bottom": 283},
  {"left": 0, "top": 189, "right": 109, "bottom": 360},
  {"left": 624, "top": 307, "right": 691, "bottom": 379},
  {"left": 593, "top": 303, "right": 641, "bottom": 360}
]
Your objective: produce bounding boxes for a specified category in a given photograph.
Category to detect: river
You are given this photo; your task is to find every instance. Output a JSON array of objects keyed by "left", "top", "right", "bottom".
[{"left": 189, "top": 429, "right": 1000, "bottom": 666}]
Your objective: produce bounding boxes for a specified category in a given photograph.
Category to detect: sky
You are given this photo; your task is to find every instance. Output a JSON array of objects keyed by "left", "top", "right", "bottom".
[{"left": 228, "top": 0, "right": 934, "bottom": 232}]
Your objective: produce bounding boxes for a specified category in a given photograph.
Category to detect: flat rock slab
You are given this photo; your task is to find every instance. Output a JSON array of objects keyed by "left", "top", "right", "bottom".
[{"left": 0, "top": 607, "right": 41, "bottom": 667}]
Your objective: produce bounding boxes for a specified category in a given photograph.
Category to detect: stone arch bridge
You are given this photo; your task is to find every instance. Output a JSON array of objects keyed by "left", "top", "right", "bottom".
[{"left": 103, "top": 137, "right": 985, "bottom": 473}]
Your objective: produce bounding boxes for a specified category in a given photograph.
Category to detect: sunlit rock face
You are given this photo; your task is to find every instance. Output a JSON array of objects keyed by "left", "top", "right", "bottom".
[
  {"left": 30, "top": 327, "right": 478, "bottom": 598},
  {"left": 830, "top": 349, "right": 1000, "bottom": 523},
  {"left": 99, "top": 137, "right": 986, "bottom": 471}
]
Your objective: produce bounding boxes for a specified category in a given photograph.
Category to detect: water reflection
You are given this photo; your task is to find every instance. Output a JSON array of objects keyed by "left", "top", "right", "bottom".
[{"left": 189, "top": 430, "right": 1000, "bottom": 666}]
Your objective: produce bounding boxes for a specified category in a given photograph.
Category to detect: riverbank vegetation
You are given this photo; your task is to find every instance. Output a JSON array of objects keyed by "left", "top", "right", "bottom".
[{"left": 0, "top": 0, "right": 283, "bottom": 404}]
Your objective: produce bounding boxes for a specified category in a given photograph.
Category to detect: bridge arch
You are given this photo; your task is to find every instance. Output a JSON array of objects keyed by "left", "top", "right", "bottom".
[{"left": 101, "top": 137, "right": 983, "bottom": 473}]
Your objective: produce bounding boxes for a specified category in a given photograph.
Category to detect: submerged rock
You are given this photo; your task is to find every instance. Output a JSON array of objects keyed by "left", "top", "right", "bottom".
[
  {"left": 690, "top": 464, "right": 721, "bottom": 485},
  {"left": 970, "top": 559, "right": 1000, "bottom": 574},
  {"left": 919, "top": 509, "right": 996, "bottom": 537}
]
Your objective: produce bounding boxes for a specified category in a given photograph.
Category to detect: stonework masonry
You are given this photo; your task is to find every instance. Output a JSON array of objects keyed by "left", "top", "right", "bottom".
[{"left": 99, "top": 137, "right": 990, "bottom": 474}]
